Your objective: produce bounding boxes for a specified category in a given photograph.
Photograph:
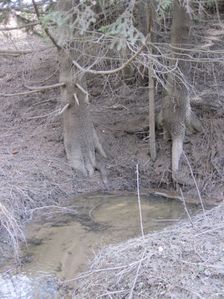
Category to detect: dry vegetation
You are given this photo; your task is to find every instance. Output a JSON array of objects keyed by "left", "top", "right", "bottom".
[{"left": 73, "top": 203, "right": 224, "bottom": 298}]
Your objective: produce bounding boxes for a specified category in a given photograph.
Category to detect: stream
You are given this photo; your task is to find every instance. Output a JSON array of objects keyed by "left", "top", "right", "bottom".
[{"left": 0, "top": 193, "right": 198, "bottom": 298}]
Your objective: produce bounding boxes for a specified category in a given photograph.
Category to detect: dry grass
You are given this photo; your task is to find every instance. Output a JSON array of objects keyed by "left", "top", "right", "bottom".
[
  {"left": 0, "top": 202, "right": 25, "bottom": 259},
  {"left": 73, "top": 203, "right": 224, "bottom": 299}
]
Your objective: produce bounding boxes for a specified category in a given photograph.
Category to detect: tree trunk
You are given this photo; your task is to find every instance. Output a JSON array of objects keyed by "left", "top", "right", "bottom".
[
  {"left": 148, "top": 55, "right": 156, "bottom": 161},
  {"left": 136, "top": 0, "right": 156, "bottom": 160},
  {"left": 57, "top": 0, "right": 106, "bottom": 177},
  {"left": 162, "top": 0, "right": 191, "bottom": 181}
]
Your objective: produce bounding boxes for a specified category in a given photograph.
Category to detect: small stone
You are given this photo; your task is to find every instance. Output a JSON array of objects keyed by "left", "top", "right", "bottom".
[
  {"left": 158, "top": 246, "right": 164, "bottom": 252},
  {"left": 204, "top": 269, "right": 211, "bottom": 276}
]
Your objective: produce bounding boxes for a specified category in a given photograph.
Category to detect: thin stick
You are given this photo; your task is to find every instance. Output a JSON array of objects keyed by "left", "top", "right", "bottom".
[
  {"left": 148, "top": 50, "right": 156, "bottom": 161},
  {"left": 0, "top": 50, "right": 32, "bottom": 56},
  {"left": 183, "top": 151, "right": 205, "bottom": 216},
  {"left": 73, "top": 35, "right": 148, "bottom": 75},
  {"left": 128, "top": 248, "right": 146, "bottom": 299},
  {"left": 24, "top": 82, "right": 65, "bottom": 91},
  {"left": 0, "top": 53, "right": 24, "bottom": 57},
  {"left": 75, "top": 83, "right": 89, "bottom": 103},
  {"left": 179, "top": 187, "right": 194, "bottom": 227},
  {"left": 58, "top": 103, "right": 70, "bottom": 115},
  {"left": 136, "top": 164, "right": 144, "bottom": 238},
  {"left": 32, "top": 0, "right": 61, "bottom": 50},
  {"left": 74, "top": 93, "right": 80, "bottom": 106},
  {"left": 0, "top": 82, "right": 65, "bottom": 97},
  {"left": 76, "top": 83, "right": 88, "bottom": 95},
  {"left": 0, "top": 50, "right": 32, "bottom": 54}
]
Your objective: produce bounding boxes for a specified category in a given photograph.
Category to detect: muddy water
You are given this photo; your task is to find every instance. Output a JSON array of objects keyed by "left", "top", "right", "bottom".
[
  {"left": 21, "top": 194, "right": 196, "bottom": 280},
  {"left": 0, "top": 193, "right": 198, "bottom": 297}
]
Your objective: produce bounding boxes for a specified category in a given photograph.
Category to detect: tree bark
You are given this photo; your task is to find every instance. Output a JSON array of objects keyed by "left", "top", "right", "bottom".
[
  {"left": 57, "top": 0, "right": 106, "bottom": 177},
  {"left": 148, "top": 56, "right": 156, "bottom": 161},
  {"left": 162, "top": 0, "right": 191, "bottom": 181},
  {"left": 136, "top": 0, "right": 156, "bottom": 161}
]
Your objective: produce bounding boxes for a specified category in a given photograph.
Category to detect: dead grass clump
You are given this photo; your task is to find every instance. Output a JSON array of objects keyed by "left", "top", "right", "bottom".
[
  {"left": 73, "top": 204, "right": 224, "bottom": 299},
  {"left": 0, "top": 201, "right": 24, "bottom": 259}
]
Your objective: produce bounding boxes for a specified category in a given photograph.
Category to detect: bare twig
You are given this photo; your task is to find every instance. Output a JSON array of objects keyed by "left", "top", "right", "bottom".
[
  {"left": 0, "top": 82, "right": 65, "bottom": 97},
  {"left": 0, "top": 50, "right": 32, "bottom": 56},
  {"left": 24, "top": 82, "right": 65, "bottom": 91},
  {"left": 179, "top": 188, "right": 194, "bottom": 227},
  {"left": 58, "top": 103, "right": 70, "bottom": 114},
  {"left": 136, "top": 164, "right": 144, "bottom": 238},
  {"left": 67, "top": 261, "right": 145, "bottom": 283},
  {"left": 128, "top": 248, "right": 146, "bottom": 299},
  {"left": 75, "top": 83, "right": 89, "bottom": 103},
  {"left": 183, "top": 152, "right": 205, "bottom": 216},
  {"left": 32, "top": 0, "right": 61, "bottom": 50},
  {"left": 76, "top": 83, "right": 88, "bottom": 96},
  {"left": 73, "top": 36, "right": 148, "bottom": 75},
  {"left": 73, "top": 93, "right": 80, "bottom": 106}
]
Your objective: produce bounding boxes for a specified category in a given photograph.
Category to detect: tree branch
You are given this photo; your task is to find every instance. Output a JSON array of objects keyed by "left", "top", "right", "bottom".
[
  {"left": 73, "top": 36, "right": 149, "bottom": 75},
  {"left": 0, "top": 82, "right": 65, "bottom": 97},
  {"left": 0, "top": 50, "right": 32, "bottom": 56},
  {"left": 32, "top": 0, "right": 61, "bottom": 50}
]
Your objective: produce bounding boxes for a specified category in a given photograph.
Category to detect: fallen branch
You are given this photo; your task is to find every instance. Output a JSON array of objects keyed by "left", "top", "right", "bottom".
[
  {"left": 24, "top": 82, "right": 65, "bottom": 91},
  {"left": 0, "top": 49, "right": 32, "bottom": 56},
  {"left": 0, "top": 82, "right": 65, "bottom": 97}
]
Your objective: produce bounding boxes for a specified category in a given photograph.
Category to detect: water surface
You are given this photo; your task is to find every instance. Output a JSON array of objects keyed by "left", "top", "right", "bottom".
[{"left": 1, "top": 193, "right": 198, "bottom": 297}]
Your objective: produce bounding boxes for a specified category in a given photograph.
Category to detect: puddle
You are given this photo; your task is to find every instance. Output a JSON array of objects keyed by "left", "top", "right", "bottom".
[
  {"left": 21, "top": 194, "right": 197, "bottom": 279},
  {"left": 0, "top": 193, "right": 198, "bottom": 297}
]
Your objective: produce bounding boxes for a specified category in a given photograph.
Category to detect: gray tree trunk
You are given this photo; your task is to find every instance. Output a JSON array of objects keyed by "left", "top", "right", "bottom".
[
  {"left": 162, "top": 0, "right": 192, "bottom": 181},
  {"left": 57, "top": 0, "right": 106, "bottom": 177},
  {"left": 136, "top": 0, "right": 156, "bottom": 160}
]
